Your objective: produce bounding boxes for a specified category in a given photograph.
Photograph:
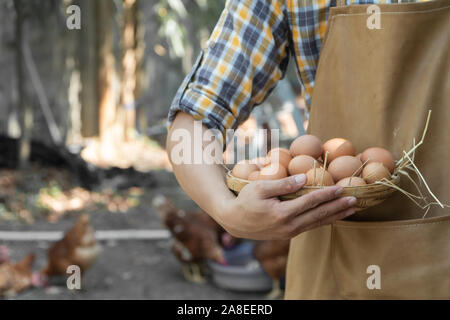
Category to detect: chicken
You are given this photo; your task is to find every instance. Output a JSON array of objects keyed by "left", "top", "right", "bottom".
[
  {"left": 153, "top": 195, "right": 227, "bottom": 283},
  {"left": 253, "top": 240, "right": 290, "bottom": 299},
  {"left": 0, "top": 245, "right": 9, "bottom": 265},
  {"left": 41, "top": 214, "right": 100, "bottom": 278},
  {"left": 182, "top": 204, "right": 240, "bottom": 250},
  {"left": 0, "top": 253, "right": 35, "bottom": 297}
]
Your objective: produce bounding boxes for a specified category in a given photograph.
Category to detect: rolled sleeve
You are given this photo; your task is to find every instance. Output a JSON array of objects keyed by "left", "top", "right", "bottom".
[{"left": 168, "top": 0, "right": 290, "bottom": 141}]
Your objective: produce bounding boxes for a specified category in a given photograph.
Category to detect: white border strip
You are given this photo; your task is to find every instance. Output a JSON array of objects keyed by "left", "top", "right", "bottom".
[{"left": 0, "top": 230, "right": 171, "bottom": 241}]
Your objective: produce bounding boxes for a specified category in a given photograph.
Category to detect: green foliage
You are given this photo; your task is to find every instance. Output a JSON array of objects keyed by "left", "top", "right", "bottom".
[{"left": 47, "top": 180, "right": 63, "bottom": 198}]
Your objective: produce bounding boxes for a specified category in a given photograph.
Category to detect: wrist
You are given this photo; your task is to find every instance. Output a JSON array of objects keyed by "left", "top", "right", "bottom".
[{"left": 212, "top": 190, "right": 237, "bottom": 226}]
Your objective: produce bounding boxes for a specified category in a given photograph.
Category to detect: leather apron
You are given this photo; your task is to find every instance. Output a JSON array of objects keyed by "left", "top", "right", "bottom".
[{"left": 285, "top": 0, "right": 450, "bottom": 299}]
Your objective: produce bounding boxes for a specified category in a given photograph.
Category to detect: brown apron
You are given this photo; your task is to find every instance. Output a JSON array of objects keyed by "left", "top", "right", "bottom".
[{"left": 285, "top": 0, "right": 450, "bottom": 299}]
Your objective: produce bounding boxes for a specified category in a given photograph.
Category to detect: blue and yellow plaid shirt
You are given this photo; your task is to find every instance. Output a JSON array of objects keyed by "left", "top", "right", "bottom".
[{"left": 168, "top": 0, "right": 426, "bottom": 138}]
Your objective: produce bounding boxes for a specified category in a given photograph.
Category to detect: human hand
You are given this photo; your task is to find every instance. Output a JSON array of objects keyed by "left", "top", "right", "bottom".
[{"left": 217, "top": 174, "right": 357, "bottom": 240}]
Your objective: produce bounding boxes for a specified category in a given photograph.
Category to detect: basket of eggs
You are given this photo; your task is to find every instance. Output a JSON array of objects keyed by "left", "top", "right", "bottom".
[
  {"left": 226, "top": 135, "right": 400, "bottom": 212},
  {"left": 227, "top": 111, "right": 448, "bottom": 214}
]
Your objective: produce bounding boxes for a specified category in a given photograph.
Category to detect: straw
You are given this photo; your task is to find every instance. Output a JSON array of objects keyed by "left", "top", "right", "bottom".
[
  {"left": 395, "top": 110, "right": 432, "bottom": 171},
  {"left": 397, "top": 169, "right": 425, "bottom": 200},
  {"left": 402, "top": 151, "right": 444, "bottom": 208},
  {"left": 312, "top": 160, "right": 317, "bottom": 185},
  {"left": 348, "top": 158, "right": 370, "bottom": 186},
  {"left": 320, "top": 151, "right": 329, "bottom": 187},
  {"left": 375, "top": 178, "right": 426, "bottom": 209}
]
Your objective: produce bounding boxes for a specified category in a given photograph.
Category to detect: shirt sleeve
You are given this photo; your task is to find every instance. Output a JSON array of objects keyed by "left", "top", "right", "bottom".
[{"left": 168, "top": 0, "right": 290, "bottom": 141}]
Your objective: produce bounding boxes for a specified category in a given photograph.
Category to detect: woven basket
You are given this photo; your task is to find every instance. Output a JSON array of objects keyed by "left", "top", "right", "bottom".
[{"left": 226, "top": 172, "right": 400, "bottom": 211}]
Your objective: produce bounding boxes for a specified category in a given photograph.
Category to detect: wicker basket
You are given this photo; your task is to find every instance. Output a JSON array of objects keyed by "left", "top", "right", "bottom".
[{"left": 226, "top": 172, "right": 400, "bottom": 211}]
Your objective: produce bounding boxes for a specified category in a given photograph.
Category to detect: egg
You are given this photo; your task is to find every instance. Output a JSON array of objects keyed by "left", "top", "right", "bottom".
[
  {"left": 336, "top": 177, "right": 367, "bottom": 187},
  {"left": 232, "top": 160, "right": 259, "bottom": 180},
  {"left": 268, "top": 148, "right": 292, "bottom": 168},
  {"left": 258, "top": 163, "right": 288, "bottom": 180},
  {"left": 328, "top": 156, "right": 363, "bottom": 182},
  {"left": 362, "top": 162, "right": 391, "bottom": 184},
  {"left": 361, "top": 147, "right": 395, "bottom": 173},
  {"left": 305, "top": 168, "right": 334, "bottom": 186},
  {"left": 248, "top": 170, "right": 260, "bottom": 181},
  {"left": 322, "top": 138, "right": 355, "bottom": 162},
  {"left": 289, "top": 135, "right": 323, "bottom": 159},
  {"left": 288, "top": 155, "right": 320, "bottom": 175},
  {"left": 250, "top": 157, "right": 270, "bottom": 169}
]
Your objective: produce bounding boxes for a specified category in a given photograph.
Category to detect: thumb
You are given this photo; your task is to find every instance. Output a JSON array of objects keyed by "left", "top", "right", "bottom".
[{"left": 255, "top": 174, "right": 307, "bottom": 198}]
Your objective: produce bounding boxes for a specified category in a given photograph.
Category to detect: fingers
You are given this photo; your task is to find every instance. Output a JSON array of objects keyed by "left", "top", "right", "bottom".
[
  {"left": 284, "top": 206, "right": 356, "bottom": 239},
  {"left": 254, "top": 174, "right": 307, "bottom": 198},
  {"left": 302, "top": 207, "right": 356, "bottom": 233},
  {"left": 277, "top": 186, "right": 344, "bottom": 217},
  {"left": 298, "top": 196, "right": 357, "bottom": 227}
]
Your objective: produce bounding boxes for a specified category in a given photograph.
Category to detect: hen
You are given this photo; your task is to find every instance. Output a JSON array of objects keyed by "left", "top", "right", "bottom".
[
  {"left": 253, "top": 240, "right": 290, "bottom": 299},
  {"left": 0, "top": 245, "right": 9, "bottom": 265},
  {"left": 0, "top": 253, "right": 35, "bottom": 297},
  {"left": 41, "top": 214, "right": 100, "bottom": 278},
  {"left": 153, "top": 195, "right": 227, "bottom": 283}
]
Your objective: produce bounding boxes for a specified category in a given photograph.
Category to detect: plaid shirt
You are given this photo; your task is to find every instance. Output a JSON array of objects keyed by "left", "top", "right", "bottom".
[{"left": 168, "top": 0, "right": 426, "bottom": 139}]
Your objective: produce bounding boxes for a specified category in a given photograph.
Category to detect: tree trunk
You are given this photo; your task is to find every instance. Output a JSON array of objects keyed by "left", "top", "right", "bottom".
[
  {"left": 120, "top": 0, "right": 140, "bottom": 140},
  {"left": 96, "top": 0, "right": 117, "bottom": 162},
  {"left": 80, "top": 0, "right": 98, "bottom": 137},
  {"left": 134, "top": 0, "right": 147, "bottom": 135},
  {"left": 14, "top": 0, "right": 32, "bottom": 168}
]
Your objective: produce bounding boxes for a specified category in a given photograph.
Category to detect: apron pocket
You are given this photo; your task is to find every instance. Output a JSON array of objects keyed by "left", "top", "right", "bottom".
[{"left": 330, "top": 215, "right": 450, "bottom": 299}]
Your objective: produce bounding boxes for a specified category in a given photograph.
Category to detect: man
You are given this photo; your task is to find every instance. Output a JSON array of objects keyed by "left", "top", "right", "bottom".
[{"left": 167, "top": 0, "right": 450, "bottom": 299}]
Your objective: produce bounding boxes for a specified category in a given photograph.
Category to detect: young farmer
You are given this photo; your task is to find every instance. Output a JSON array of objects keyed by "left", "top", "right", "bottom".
[{"left": 167, "top": 0, "right": 449, "bottom": 299}]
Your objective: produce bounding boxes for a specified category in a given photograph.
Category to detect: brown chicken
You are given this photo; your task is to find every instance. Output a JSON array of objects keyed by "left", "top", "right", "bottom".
[
  {"left": 185, "top": 206, "right": 240, "bottom": 250},
  {"left": 0, "top": 253, "right": 35, "bottom": 297},
  {"left": 0, "top": 245, "right": 9, "bottom": 265},
  {"left": 153, "top": 195, "right": 227, "bottom": 283},
  {"left": 253, "top": 240, "right": 290, "bottom": 299},
  {"left": 41, "top": 214, "right": 100, "bottom": 278}
]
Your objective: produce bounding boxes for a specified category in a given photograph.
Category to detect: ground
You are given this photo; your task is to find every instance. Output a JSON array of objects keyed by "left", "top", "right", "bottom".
[{"left": 0, "top": 169, "right": 268, "bottom": 300}]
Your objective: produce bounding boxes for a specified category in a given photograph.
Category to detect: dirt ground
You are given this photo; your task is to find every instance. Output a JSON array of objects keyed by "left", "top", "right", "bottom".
[{"left": 0, "top": 170, "right": 268, "bottom": 300}]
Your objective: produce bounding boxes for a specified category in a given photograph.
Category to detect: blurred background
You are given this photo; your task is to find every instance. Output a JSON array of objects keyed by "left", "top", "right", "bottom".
[{"left": 0, "top": 0, "right": 307, "bottom": 299}]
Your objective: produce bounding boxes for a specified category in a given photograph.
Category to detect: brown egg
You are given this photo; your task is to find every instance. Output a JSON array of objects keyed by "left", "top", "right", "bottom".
[
  {"left": 289, "top": 135, "right": 323, "bottom": 159},
  {"left": 305, "top": 168, "right": 334, "bottom": 186},
  {"left": 248, "top": 170, "right": 260, "bottom": 181},
  {"left": 232, "top": 160, "right": 259, "bottom": 180},
  {"left": 322, "top": 138, "right": 355, "bottom": 162},
  {"left": 356, "top": 153, "right": 362, "bottom": 161},
  {"left": 250, "top": 157, "right": 270, "bottom": 169},
  {"left": 361, "top": 147, "right": 395, "bottom": 173},
  {"left": 258, "top": 163, "right": 287, "bottom": 180},
  {"left": 268, "top": 148, "right": 292, "bottom": 169},
  {"left": 328, "top": 156, "right": 363, "bottom": 182},
  {"left": 362, "top": 162, "right": 391, "bottom": 184},
  {"left": 336, "top": 177, "right": 367, "bottom": 187},
  {"left": 288, "top": 155, "right": 320, "bottom": 175}
]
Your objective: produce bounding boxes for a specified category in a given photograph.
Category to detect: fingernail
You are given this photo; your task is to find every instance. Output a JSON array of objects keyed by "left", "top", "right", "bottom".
[
  {"left": 347, "top": 197, "right": 357, "bottom": 206},
  {"left": 295, "top": 174, "right": 306, "bottom": 185},
  {"left": 335, "top": 187, "right": 344, "bottom": 196}
]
